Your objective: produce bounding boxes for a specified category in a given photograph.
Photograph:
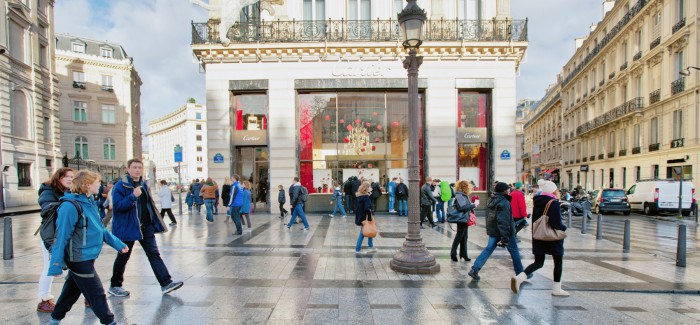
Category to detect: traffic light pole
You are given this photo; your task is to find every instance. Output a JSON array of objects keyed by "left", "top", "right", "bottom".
[{"left": 178, "top": 161, "right": 182, "bottom": 215}]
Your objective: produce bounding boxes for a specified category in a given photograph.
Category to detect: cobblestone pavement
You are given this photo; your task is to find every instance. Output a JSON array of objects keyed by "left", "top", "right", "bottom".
[{"left": 1, "top": 208, "right": 699, "bottom": 324}]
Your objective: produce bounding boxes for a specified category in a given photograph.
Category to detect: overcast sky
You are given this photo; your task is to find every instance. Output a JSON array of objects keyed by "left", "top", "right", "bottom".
[{"left": 54, "top": 0, "right": 603, "bottom": 135}]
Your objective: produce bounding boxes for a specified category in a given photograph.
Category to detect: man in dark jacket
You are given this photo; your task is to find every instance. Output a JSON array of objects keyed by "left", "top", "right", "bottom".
[
  {"left": 468, "top": 182, "right": 523, "bottom": 281},
  {"left": 395, "top": 178, "right": 409, "bottom": 216},
  {"left": 420, "top": 176, "right": 437, "bottom": 227},
  {"left": 109, "top": 159, "right": 183, "bottom": 297},
  {"left": 370, "top": 180, "right": 381, "bottom": 211},
  {"left": 343, "top": 177, "right": 354, "bottom": 213}
]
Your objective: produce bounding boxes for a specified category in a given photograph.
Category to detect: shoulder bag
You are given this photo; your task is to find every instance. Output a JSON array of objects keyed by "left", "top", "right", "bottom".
[
  {"left": 532, "top": 199, "right": 567, "bottom": 241},
  {"left": 362, "top": 211, "right": 378, "bottom": 238}
]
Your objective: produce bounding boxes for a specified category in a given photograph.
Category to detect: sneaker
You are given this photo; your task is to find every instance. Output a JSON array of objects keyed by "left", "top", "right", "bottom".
[
  {"left": 37, "top": 299, "right": 55, "bottom": 313},
  {"left": 108, "top": 286, "right": 130, "bottom": 297},
  {"left": 468, "top": 268, "right": 480, "bottom": 281},
  {"left": 342, "top": 215, "right": 347, "bottom": 218},
  {"left": 169, "top": 222, "right": 177, "bottom": 226},
  {"left": 48, "top": 318, "right": 61, "bottom": 325},
  {"left": 286, "top": 225, "right": 291, "bottom": 229},
  {"left": 161, "top": 281, "right": 184, "bottom": 295},
  {"left": 355, "top": 251, "right": 363, "bottom": 255},
  {"left": 302, "top": 227, "right": 310, "bottom": 231},
  {"left": 368, "top": 247, "right": 378, "bottom": 252},
  {"left": 328, "top": 214, "right": 334, "bottom": 217}
]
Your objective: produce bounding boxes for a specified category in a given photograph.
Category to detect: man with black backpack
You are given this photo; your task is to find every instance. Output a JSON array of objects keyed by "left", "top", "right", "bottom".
[
  {"left": 286, "top": 177, "right": 310, "bottom": 230},
  {"left": 396, "top": 178, "right": 409, "bottom": 216}
]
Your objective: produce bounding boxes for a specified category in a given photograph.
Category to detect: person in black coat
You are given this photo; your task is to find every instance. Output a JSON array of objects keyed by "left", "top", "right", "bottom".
[
  {"left": 221, "top": 177, "right": 232, "bottom": 207},
  {"left": 354, "top": 181, "right": 375, "bottom": 254},
  {"left": 512, "top": 179, "right": 569, "bottom": 296},
  {"left": 395, "top": 178, "right": 409, "bottom": 216},
  {"left": 343, "top": 177, "right": 354, "bottom": 213},
  {"left": 277, "top": 185, "right": 287, "bottom": 218},
  {"left": 350, "top": 177, "right": 361, "bottom": 211},
  {"left": 370, "top": 180, "right": 381, "bottom": 211}
]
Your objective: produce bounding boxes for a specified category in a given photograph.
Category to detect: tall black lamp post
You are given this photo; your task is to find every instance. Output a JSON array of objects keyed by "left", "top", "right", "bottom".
[{"left": 390, "top": 0, "right": 440, "bottom": 274}]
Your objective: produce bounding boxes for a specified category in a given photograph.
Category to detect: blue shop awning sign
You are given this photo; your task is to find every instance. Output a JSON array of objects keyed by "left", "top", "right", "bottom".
[
  {"left": 500, "top": 150, "right": 511, "bottom": 160},
  {"left": 213, "top": 153, "right": 224, "bottom": 164}
]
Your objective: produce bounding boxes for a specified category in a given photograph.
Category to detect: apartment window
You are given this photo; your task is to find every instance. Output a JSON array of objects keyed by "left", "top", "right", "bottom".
[
  {"left": 39, "top": 43, "right": 48, "bottom": 67},
  {"left": 73, "top": 101, "right": 87, "bottom": 122},
  {"left": 650, "top": 117, "right": 659, "bottom": 144},
  {"left": 196, "top": 124, "right": 202, "bottom": 130},
  {"left": 609, "top": 132, "right": 616, "bottom": 152},
  {"left": 303, "top": 0, "right": 325, "bottom": 20},
  {"left": 100, "top": 47, "right": 113, "bottom": 58},
  {"left": 196, "top": 156, "right": 203, "bottom": 162},
  {"left": 652, "top": 11, "right": 661, "bottom": 39},
  {"left": 676, "top": 0, "right": 685, "bottom": 20},
  {"left": 348, "top": 0, "right": 371, "bottom": 19},
  {"left": 394, "top": 0, "right": 403, "bottom": 14},
  {"left": 43, "top": 116, "right": 50, "bottom": 141},
  {"left": 635, "top": 166, "right": 641, "bottom": 181},
  {"left": 674, "top": 50, "right": 684, "bottom": 79},
  {"left": 652, "top": 165, "right": 659, "bottom": 179},
  {"left": 599, "top": 137, "right": 604, "bottom": 155},
  {"left": 73, "top": 71, "right": 85, "bottom": 89},
  {"left": 9, "top": 20, "right": 26, "bottom": 62},
  {"left": 635, "top": 29, "right": 642, "bottom": 52},
  {"left": 46, "top": 159, "right": 52, "bottom": 168},
  {"left": 17, "top": 163, "right": 32, "bottom": 187},
  {"left": 600, "top": 169, "right": 604, "bottom": 188},
  {"left": 622, "top": 167, "right": 627, "bottom": 188},
  {"left": 196, "top": 146, "right": 202, "bottom": 152},
  {"left": 101, "top": 75, "right": 113, "bottom": 91},
  {"left": 197, "top": 167, "right": 203, "bottom": 172},
  {"left": 102, "top": 104, "right": 115, "bottom": 124},
  {"left": 673, "top": 110, "right": 683, "bottom": 140},
  {"left": 11, "top": 90, "right": 30, "bottom": 138},
  {"left": 103, "top": 138, "right": 116, "bottom": 160},
  {"left": 195, "top": 112, "right": 202, "bottom": 120},
  {"left": 71, "top": 42, "right": 85, "bottom": 53},
  {"left": 619, "top": 128, "right": 627, "bottom": 150},
  {"left": 74, "top": 136, "right": 89, "bottom": 159},
  {"left": 634, "top": 123, "right": 641, "bottom": 147},
  {"left": 458, "top": 0, "right": 481, "bottom": 20},
  {"left": 196, "top": 135, "right": 202, "bottom": 141},
  {"left": 609, "top": 168, "right": 615, "bottom": 188},
  {"left": 635, "top": 77, "right": 642, "bottom": 98}
]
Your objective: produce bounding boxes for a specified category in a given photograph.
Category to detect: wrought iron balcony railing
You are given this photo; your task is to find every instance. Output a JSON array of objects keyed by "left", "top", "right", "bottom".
[
  {"left": 609, "top": 72, "right": 615, "bottom": 80},
  {"left": 672, "top": 77, "right": 685, "bottom": 95},
  {"left": 599, "top": 80, "right": 605, "bottom": 87},
  {"left": 192, "top": 18, "right": 528, "bottom": 45},
  {"left": 591, "top": 86, "right": 596, "bottom": 92},
  {"left": 649, "top": 143, "right": 660, "bottom": 152},
  {"left": 72, "top": 81, "right": 86, "bottom": 89},
  {"left": 620, "top": 61, "right": 628, "bottom": 71},
  {"left": 649, "top": 89, "right": 660, "bottom": 104},
  {"left": 607, "top": 152, "right": 615, "bottom": 158},
  {"left": 618, "top": 149, "right": 627, "bottom": 156},
  {"left": 590, "top": 155, "right": 596, "bottom": 161},
  {"left": 632, "top": 146, "right": 641, "bottom": 154},
  {"left": 582, "top": 157, "right": 588, "bottom": 162},
  {"left": 576, "top": 159, "right": 581, "bottom": 164},
  {"left": 671, "top": 138, "right": 684, "bottom": 148},
  {"left": 649, "top": 37, "right": 660, "bottom": 50},
  {"left": 576, "top": 97, "right": 643, "bottom": 135},
  {"left": 672, "top": 18, "right": 686, "bottom": 34},
  {"left": 633, "top": 51, "right": 642, "bottom": 61},
  {"left": 101, "top": 85, "right": 113, "bottom": 92},
  {"left": 598, "top": 154, "right": 605, "bottom": 160}
]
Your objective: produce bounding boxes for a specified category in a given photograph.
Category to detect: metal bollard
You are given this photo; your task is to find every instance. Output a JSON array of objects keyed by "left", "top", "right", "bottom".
[
  {"left": 695, "top": 203, "right": 698, "bottom": 223},
  {"left": 567, "top": 209, "right": 571, "bottom": 228},
  {"left": 622, "top": 219, "right": 630, "bottom": 252},
  {"left": 676, "top": 225, "right": 686, "bottom": 267},
  {"left": 581, "top": 210, "right": 588, "bottom": 234},
  {"left": 3, "top": 217, "right": 12, "bottom": 260},
  {"left": 596, "top": 213, "right": 603, "bottom": 240}
]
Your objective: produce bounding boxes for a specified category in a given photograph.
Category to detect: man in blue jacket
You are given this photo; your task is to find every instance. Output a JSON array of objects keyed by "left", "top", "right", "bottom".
[
  {"left": 108, "top": 159, "right": 183, "bottom": 297},
  {"left": 227, "top": 174, "right": 244, "bottom": 235}
]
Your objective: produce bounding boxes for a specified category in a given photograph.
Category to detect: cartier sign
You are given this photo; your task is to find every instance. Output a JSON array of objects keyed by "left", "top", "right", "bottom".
[
  {"left": 332, "top": 59, "right": 392, "bottom": 77},
  {"left": 234, "top": 130, "right": 267, "bottom": 146},
  {"left": 457, "top": 128, "right": 487, "bottom": 143}
]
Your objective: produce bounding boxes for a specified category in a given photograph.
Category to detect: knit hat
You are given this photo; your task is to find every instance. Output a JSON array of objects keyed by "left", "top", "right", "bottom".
[
  {"left": 538, "top": 179, "right": 557, "bottom": 194},
  {"left": 494, "top": 182, "right": 509, "bottom": 193},
  {"left": 514, "top": 181, "right": 523, "bottom": 189}
]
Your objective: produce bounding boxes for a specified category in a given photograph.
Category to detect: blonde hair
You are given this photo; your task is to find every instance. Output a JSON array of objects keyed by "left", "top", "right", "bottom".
[
  {"left": 243, "top": 180, "right": 252, "bottom": 189},
  {"left": 455, "top": 180, "right": 471, "bottom": 195},
  {"left": 224, "top": 177, "right": 232, "bottom": 186},
  {"left": 357, "top": 181, "right": 371, "bottom": 195},
  {"left": 70, "top": 170, "right": 101, "bottom": 195}
]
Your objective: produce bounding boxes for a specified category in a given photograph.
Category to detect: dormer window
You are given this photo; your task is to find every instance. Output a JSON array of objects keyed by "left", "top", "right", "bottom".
[
  {"left": 71, "top": 42, "right": 85, "bottom": 53},
  {"left": 100, "top": 47, "right": 113, "bottom": 58}
]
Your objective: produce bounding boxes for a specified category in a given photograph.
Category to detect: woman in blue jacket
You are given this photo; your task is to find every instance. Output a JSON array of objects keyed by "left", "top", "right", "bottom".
[
  {"left": 240, "top": 180, "right": 253, "bottom": 229},
  {"left": 354, "top": 181, "right": 376, "bottom": 254},
  {"left": 329, "top": 180, "right": 347, "bottom": 218},
  {"left": 48, "top": 170, "right": 128, "bottom": 325}
]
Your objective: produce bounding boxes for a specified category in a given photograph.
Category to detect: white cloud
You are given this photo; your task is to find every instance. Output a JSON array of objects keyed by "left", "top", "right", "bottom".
[{"left": 54, "top": 0, "right": 208, "bottom": 144}]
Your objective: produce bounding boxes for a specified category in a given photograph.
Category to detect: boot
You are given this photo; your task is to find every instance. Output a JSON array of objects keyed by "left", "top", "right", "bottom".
[
  {"left": 511, "top": 272, "right": 528, "bottom": 294},
  {"left": 552, "top": 282, "right": 570, "bottom": 297}
]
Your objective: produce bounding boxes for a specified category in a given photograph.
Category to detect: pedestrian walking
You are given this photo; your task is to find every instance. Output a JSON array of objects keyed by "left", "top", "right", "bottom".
[
  {"left": 439, "top": 179, "right": 452, "bottom": 223},
  {"left": 221, "top": 177, "right": 232, "bottom": 209},
  {"left": 36, "top": 167, "right": 75, "bottom": 313},
  {"left": 101, "top": 181, "right": 115, "bottom": 226},
  {"left": 190, "top": 179, "right": 204, "bottom": 213},
  {"left": 370, "top": 179, "right": 381, "bottom": 211},
  {"left": 396, "top": 178, "right": 409, "bottom": 216},
  {"left": 420, "top": 177, "right": 437, "bottom": 227},
  {"left": 468, "top": 182, "right": 524, "bottom": 281},
  {"left": 286, "top": 177, "right": 310, "bottom": 230},
  {"left": 433, "top": 179, "right": 445, "bottom": 223},
  {"left": 201, "top": 178, "right": 218, "bottom": 222},
  {"left": 157, "top": 180, "right": 177, "bottom": 226},
  {"left": 387, "top": 177, "right": 397, "bottom": 213},
  {"left": 450, "top": 180, "right": 476, "bottom": 262},
  {"left": 227, "top": 175, "right": 245, "bottom": 234},
  {"left": 47, "top": 170, "right": 129, "bottom": 325},
  {"left": 329, "top": 181, "right": 347, "bottom": 218},
  {"left": 185, "top": 180, "right": 195, "bottom": 213},
  {"left": 277, "top": 184, "right": 288, "bottom": 219},
  {"left": 355, "top": 182, "right": 376, "bottom": 254},
  {"left": 108, "top": 159, "right": 183, "bottom": 297},
  {"left": 214, "top": 186, "right": 220, "bottom": 215},
  {"left": 511, "top": 179, "right": 569, "bottom": 296},
  {"left": 511, "top": 182, "right": 529, "bottom": 237},
  {"left": 240, "top": 180, "right": 253, "bottom": 230}
]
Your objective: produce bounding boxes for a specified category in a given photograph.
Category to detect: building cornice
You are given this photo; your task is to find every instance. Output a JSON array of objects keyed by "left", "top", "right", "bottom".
[{"left": 56, "top": 50, "right": 134, "bottom": 71}]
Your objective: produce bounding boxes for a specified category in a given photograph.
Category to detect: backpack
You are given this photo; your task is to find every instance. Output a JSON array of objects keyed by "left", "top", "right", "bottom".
[
  {"left": 299, "top": 186, "right": 309, "bottom": 203},
  {"left": 440, "top": 181, "right": 452, "bottom": 202},
  {"left": 397, "top": 184, "right": 407, "bottom": 196},
  {"left": 35, "top": 200, "right": 83, "bottom": 251}
]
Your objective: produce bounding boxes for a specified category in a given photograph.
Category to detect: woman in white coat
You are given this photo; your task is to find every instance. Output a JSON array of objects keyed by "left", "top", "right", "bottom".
[{"left": 157, "top": 180, "right": 176, "bottom": 226}]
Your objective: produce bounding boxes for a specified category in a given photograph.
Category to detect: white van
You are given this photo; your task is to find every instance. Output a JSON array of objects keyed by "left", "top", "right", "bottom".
[{"left": 626, "top": 180, "right": 696, "bottom": 215}]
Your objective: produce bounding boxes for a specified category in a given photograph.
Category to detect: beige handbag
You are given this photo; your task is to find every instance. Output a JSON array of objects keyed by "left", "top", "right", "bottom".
[{"left": 532, "top": 199, "right": 567, "bottom": 241}]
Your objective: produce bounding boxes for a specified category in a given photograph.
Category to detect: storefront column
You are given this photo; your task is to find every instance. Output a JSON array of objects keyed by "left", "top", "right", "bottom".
[
  {"left": 425, "top": 78, "right": 457, "bottom": 182},
  {"left": 205, "top": 73, "right": 232, "bottom": 185},
  {"left": 268, "top": 80, "right": 297, "bottom": 214},
  {"left": 492, "top": 77, "right": 518, "bottom": 183}
]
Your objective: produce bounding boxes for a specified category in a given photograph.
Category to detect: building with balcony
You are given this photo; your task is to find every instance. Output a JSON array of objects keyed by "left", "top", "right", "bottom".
[
  {"left": 558, "top": 0, "right": 698, "bottom": 192},
  {"left": 523, "top": 83, "right": 563, "bottom": 187},
  {"left": 192, "top": 0, "right": 528, "bottom": 212},
  {"left": 516, "top": 98, "right": 535, "bottom": 184},
  {"left": 147, "top": 102, "right": 208, "bottom": 185},
  {"left": 0, "top": 0, "right": 61, "bottom": 208},
  {"left": 55, "top": 34, "right": 142, "bottom": 168}
]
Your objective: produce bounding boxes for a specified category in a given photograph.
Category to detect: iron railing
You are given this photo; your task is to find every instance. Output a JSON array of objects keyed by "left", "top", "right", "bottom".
[
  {"left": 591, "top": 86, "right": 596, "bottom": 92},
  {"left": 609, "top": 72, "right": 615, "bottom": 80},
  {"left": 73, "top": 81, "right": 86, "bottom": 89},
  {"left": 632, "top": 146, "right": 641, "bottom": 154},
  {"left": 598, "top": 154, "right": 605, "bottom": 160},
  {"left": 62, "top": 154, "right": 124, "bottom": 182},
  {"left": 648, "top": 143, "right": 660, "bottom": 152},
  {"left": 599, "top": 80, "right": 605, "bottom": 87},
  {"left": 649, "top": 89, "right": 660, "bottom": 104},
  {"left": 192, "top": 18, "right": 528, "bottom": 45},
  {"left": 608, "top": 152, "right": 615, "bottom": 158},
  {"left": 582, "top": 157, "right": 588, "bottom": 162},
  {"left": 633, "top": 51, "right": 642, "bottom": 61},
  {"left": 619, "top": 149, "right": 627, "bottom": 156},
  {"left": 649, "top": 37, "right": 660, "bottom": 50},
  {"left": 671, "top": 138, "right": 684, "bottom": 148},
  {"left": 590, "top": 156, "right": 596, "bottom": 161},
  {"left": 672, "top": 77, "right": 685, "bottom": 95},
  {"left": 672, "top": 18, "right": 686, "bottom": 34},
  {"left": 620, "top": 61, "right": 628, "bottom": 71},
  {"left": 101, "top": 85, "right": 113, "bottom": 92},
  {"left": 576, "top": 97, "right": 643, "bottom": 135}
]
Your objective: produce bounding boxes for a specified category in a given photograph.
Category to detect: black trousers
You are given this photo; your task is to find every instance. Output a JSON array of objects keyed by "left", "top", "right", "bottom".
[
  {"left": 420, "top": 205, "right": 435, "bottom": 226},
  {"left": 450, "top": 223, "right": 469, "bottom": 258},
  {"left": 279, "top": 205, "right": 287, "bottom": 217},
  {"left": 111, "top": 223, "right": 172, "bottom": 288},
  {"left": 524, "top": 254, "right": 563, "bottom": 282},
  {"left": 160, "top": 208, "right": 176, "bottom": 224},
  {"left": 371, "top": 197, "right": 378, "bottom": 211},
  {"left": 52, "top": 260, "right": 115, "bottom": 324}
]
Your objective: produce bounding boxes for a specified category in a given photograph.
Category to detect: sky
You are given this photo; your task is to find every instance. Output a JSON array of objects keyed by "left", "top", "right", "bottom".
[{"left": 54, "top": 0, "right": 603, "bottom": 137}]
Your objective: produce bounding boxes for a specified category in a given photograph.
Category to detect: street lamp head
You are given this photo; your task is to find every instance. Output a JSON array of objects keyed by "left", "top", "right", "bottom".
[
  {"left": 397, "top": 0, "right": 427, "bottom": 50},
  {"left": 679, "top": 68, "right": 691, "bottom": 77}
]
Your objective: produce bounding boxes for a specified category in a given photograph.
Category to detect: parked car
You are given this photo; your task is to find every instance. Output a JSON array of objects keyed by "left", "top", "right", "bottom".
[
  {"left": 168, "top": 182, "right": 189, "bottom": 193},
  {"left": 626, "top": 180, "right": 696, "bottom": 216},
  {"left": 592, "top": 188, "right": 631, "bottom": 215}
]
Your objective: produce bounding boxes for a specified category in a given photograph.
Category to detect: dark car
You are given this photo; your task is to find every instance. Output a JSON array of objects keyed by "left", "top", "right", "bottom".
[{"left": 593, "top": 189, "right": 631, "bottom": 215}]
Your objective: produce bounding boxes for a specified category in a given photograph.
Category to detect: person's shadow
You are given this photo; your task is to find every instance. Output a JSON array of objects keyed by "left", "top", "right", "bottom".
[{"left": 149, "top": 294, "right": 185, "bottom": 325}]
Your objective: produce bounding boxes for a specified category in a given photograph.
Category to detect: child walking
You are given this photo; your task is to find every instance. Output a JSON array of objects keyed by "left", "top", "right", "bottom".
[{"left": 278, "top": 184, "right": 288, "bottom": 219}]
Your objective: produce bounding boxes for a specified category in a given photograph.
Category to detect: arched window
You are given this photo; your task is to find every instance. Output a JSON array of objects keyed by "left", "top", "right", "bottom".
[
  {"left": 11, "top": 90, "right": 30, "bottom": 138},
  {"left": 75, "top": 136, "right": 88, "bottom": 159},
  {"left": 103, "top": 138, "right": 116, "bottom": 160}
]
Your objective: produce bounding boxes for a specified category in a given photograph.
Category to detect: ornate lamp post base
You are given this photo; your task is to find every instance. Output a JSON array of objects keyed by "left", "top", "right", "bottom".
[{"left": 390, "top": 239, "right": 440, "bottom": 274}]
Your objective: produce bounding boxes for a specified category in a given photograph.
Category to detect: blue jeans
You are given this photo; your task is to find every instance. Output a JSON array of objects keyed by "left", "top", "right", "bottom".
[
  {"left": 204, "top": 198, "right": 216, "bottom": 222},
  {"left": 398, "top": 199, "right": 408, "bottom": 215},
  {"left": 355, "top": 227, "right": 374, "bottom": 252},
  {"left": 231, "top": 206, "right": 243, "bottom": 234},
  {"left": 287, "top": 203, "right": 309, "bottom": 228},
  {"left": 331, "top": 199, "right": 347, "bottom": 216},
  {"left": 436, "top": 201, "right": 445, "bottom": 222},
  {"left": 472, "top": 235, "right": 523, "bottom": 275},
  {"left": 388, "top": 194, "right": 396, "bottom": 211}
]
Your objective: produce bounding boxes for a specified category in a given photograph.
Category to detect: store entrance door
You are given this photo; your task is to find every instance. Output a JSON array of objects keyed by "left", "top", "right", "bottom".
[{"left": 235, "top": 146, "right": 269, "bottom": 212}]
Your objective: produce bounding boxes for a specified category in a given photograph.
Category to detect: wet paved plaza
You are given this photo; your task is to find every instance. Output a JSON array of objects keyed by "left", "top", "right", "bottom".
[{"left": 2, "top": 209, "right": 700, "bottom": 324}]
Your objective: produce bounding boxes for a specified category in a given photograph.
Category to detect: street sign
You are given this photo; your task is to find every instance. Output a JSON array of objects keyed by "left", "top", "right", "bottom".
[
  {"left": 213, "top": 153, "right": 224, "bottom": 164},
  {"left": 500, "top": 150, "right": 511, "bottom": 160},
  {"left": 174, "top": 145, "right": 183, "bottom": 163}
]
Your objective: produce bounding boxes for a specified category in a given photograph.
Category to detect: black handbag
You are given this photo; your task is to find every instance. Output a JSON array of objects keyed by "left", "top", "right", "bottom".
[{"left": 447, "top": 204, "right": 469, "bottom": 224}]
